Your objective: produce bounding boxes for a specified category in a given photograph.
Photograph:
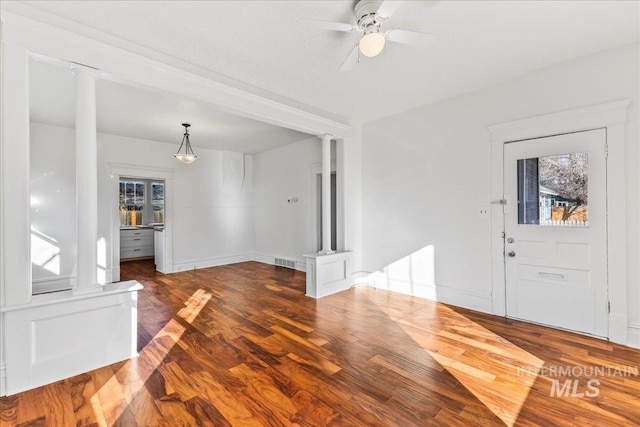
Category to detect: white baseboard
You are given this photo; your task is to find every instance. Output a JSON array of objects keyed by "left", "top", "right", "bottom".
[
  {"left": 351, "top": 270, "right": 373, "bottom": 282},
  {"left": 172, "top": 253, "right": 252, "bottom": 273},
  {"left": 0, "top": 363, "right": 6, "bottom": 397},
  {"left": 112, "top": 265, "right": 121, "bottom": 283},
  {"left": 436, "top": 285, "right": 493, "bottom": 314},
  {"left": 252, "top": 253, "right": 274, "bottom": 266},
  {"left": 608, "top": 313, "right": 628, "bottom": 345},
  {"left": 170, "top": 253, "right": 307, "bottom": 275},
  {"left": 32, "top": 275, "right": 74, "bottom": 294},
  {"left": 164, "top": 258, "right": 174, "bottom": 274},
  {"left": 363, "top": 272, "right": 492, "bottom": 314},
  {"left": 103, "top": 268, "right": 115, "bottom": 285},
  {"left": 628, "top": 323, "right": 640, "bottom": 349},
  {"left": 252, "top": 253, "right": 306, "bottom": 272}
]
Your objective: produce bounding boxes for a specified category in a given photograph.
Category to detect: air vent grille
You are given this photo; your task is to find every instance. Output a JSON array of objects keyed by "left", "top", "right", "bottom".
[{"left": 275, "top": 258, "right": 296, "bottom": 270}]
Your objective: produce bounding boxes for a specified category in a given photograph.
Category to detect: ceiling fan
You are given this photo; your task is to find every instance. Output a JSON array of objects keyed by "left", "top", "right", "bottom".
[{"left": 308, "top": 0, "right": 435, "bottom": 71}]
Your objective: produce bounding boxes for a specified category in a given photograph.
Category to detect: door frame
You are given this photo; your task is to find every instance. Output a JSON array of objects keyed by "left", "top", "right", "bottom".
[
  {"left": 503, "top": 129, "right": 608, "bottom": 337},
  {"left": 310, "top": 160, "right": 343, "bottom": 254},
  {"left": 488, "top": 100, "right": 630, "bottom": 343},
  {"left": 109, "top": 163, "right": 174, "bottom": 282}
]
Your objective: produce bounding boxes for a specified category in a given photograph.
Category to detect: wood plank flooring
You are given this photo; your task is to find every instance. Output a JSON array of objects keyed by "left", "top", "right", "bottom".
[{"left": 1, "top": 260, "right": 639, "bottom": 426}]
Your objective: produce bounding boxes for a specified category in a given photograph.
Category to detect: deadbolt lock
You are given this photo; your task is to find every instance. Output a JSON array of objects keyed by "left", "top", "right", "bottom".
[{"left": 507, "top": 237, "right": 515, "bottom": 244}]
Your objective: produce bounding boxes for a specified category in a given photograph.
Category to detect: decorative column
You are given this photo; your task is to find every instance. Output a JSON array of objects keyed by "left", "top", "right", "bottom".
[
  {"left": 1, "top": 43, "right": 32, "bottom": 305},
  {"left": 71, "top": 64, "right": 101, "bottom": 294},
  {"left": 320, "top": 134, "right": 334, "bottom": 254}
]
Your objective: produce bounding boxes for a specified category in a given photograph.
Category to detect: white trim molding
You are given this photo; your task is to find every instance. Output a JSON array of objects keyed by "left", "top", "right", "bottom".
[
  {"left": 172, "top": 253, "right": 252, "bottom": 273},
  {"left": 488, "top": 99, "right": 631, "bottom": 345},
  {"left": 487, "top": 100, "right": 630, "bottom": 143},
  {"left": 0, "top": 363, "right": 6, "bottom": 396},
  {"left": 364, "top": 270, "right": 493, "bottom": 314},
  {"left": 628, "top": 323, "right": 640, "bottom": 349},
  {"left": 252, "top": 253, "right": 307, "bottom": 272},
  {"left": 32, "top": 275, "right": 74, "bottom": 295}
]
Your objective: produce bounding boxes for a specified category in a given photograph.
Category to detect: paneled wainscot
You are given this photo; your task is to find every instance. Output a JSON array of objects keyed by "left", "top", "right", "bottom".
[{"left": 1, "top": 281, "right": 142, "bottom": 395}]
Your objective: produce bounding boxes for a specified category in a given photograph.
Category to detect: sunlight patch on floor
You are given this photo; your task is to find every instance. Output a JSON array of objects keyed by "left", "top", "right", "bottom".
[
  {"left": 178, "top": 288, "right": 212, "bottom": 323},
  {"left": 369, "top": 292, "right": 544, "bottom": 427},
  {"left": 91, "top": 288, "right": 212, "bottom": 423}
]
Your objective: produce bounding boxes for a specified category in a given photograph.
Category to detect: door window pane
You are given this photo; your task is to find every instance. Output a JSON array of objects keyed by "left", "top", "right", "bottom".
[{"left": 517, "top": 152, "right": 588, "bottom": 226}]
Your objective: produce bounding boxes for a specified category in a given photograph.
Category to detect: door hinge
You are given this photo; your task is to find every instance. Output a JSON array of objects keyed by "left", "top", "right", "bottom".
[
  {"left": 491, "top": 199, "right": 507, "bottom": 205},
  {"left": 604, "top": 145, "right": 609, "bottom": 159},
  {"left": 607, "top": 300, "right": 611, "bottom": 314}
]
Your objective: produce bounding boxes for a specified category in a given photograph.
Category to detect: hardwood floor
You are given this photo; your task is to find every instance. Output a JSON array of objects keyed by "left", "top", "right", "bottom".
[{"left": 1, "top": 260, "right": 639, "bottom": 426}]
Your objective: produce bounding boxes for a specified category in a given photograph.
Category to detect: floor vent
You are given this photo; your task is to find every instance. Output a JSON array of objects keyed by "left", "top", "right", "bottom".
[{"left": 275, "top": 258, "right": 296, "bottom": 270}]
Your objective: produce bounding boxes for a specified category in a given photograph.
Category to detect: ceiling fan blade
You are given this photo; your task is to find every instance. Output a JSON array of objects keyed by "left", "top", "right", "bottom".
[
  {"left": 299, "top": 18, "right": 357, "bottom": 33},
  {"left": 386, "top": 29, "right": 435, "bottom": 47},
  {"left": 339, "top": 45, "right": 359, "bottom": 72},
  {"left": 376, "top": 0, "right": 405, "bottom": 20}
]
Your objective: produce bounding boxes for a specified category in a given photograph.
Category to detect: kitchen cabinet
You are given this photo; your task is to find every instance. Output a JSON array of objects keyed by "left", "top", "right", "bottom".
[
  {"left": 120, "top": 228, "right": 154, "bottom": 260},
  {"left": 154, "top": 228, "right": 165, "bottom": 272}
]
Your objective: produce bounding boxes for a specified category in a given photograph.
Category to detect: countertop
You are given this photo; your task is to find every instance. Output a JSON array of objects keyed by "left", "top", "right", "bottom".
[{"left": 121, "top": 225, "right": 164, "bottom": 231}]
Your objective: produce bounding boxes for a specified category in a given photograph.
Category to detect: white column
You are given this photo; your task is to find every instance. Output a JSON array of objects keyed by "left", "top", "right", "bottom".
[
  {"left": 320, "top": 134, "right": 334, "bottom": 254},
  {"left": 71, "top": 64, "right": 101, "bottom": 294},
  {"left": 1, "top": 43, "right": 32, "bottom": 305}
]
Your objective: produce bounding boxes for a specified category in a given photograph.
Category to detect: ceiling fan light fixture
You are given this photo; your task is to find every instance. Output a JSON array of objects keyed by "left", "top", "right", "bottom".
[
  {"left": 174, "top": 123, "right": 199, "bottom": 164},
  {"left": 359, "top": 28, "right": 386, "bottom": 57}
]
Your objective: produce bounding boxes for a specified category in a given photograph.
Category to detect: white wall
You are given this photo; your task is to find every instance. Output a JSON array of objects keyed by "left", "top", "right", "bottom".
[
  {"left": 98, "top": 132, "right": 254, "bottom": 276},
  {"left": 361, "top": 43, "right": 639, "bottom": 342},
  {"left": 252, "top": 137, "right": 322, "bottom": 270},
  {"left": 29, "top": 122, "right": 254, "bottom": 286}
]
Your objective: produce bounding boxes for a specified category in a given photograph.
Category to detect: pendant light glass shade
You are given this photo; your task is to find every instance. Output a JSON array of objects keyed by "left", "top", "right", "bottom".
[{"left": 174, "top": 123, "right": 199, "bottom": 164}]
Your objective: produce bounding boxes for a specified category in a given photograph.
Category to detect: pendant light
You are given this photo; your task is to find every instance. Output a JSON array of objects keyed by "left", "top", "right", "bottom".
[{"left": 174, "top": 123, "right": 199, "bottom": 164}]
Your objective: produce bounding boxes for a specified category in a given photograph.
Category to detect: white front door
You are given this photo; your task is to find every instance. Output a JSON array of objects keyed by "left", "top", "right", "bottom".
[{"left": 504, "top": 129, "right": 608, "bottom": 337}]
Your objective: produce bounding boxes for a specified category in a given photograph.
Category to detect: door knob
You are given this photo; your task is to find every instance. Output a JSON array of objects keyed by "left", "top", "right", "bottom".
[{"left": 507, "top": 251, "right": 516, "bottom": 257}]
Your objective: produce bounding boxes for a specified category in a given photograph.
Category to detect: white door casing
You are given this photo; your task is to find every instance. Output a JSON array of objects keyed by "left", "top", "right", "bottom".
[
  {"left": 488, "top": 100, "right": 630, "bottom": 345},
  {"left": 504, "top": 129, "right": 608, "bottom": 337}
]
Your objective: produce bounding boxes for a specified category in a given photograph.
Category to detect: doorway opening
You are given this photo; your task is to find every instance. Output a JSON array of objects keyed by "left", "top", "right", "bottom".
[
  {"left": 316, "top": 172, "right": 337, "bottom": 252},
  {"left": 110, "top": 164, "right": 173, "bottom": 282},
  {"left": 119, "top": 177, "right": 165, "bottom": 267}
]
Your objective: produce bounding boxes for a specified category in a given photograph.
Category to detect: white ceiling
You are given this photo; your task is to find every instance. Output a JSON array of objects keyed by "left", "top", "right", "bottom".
[
  {"left": 9, "top": 1, "right": 640, "bottom": 148},
  {"left": 29, "top": 60, "right": 313, "bottom": 153}
]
